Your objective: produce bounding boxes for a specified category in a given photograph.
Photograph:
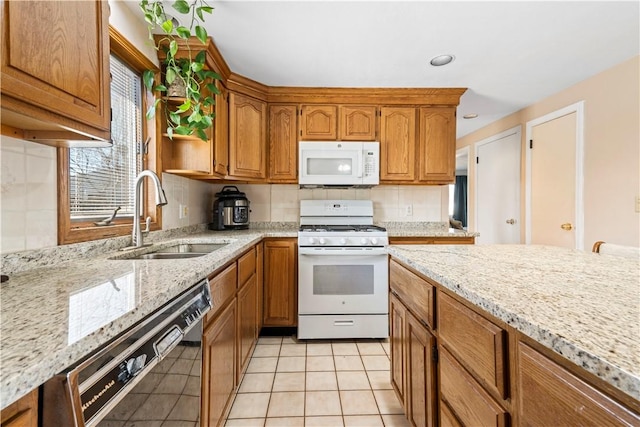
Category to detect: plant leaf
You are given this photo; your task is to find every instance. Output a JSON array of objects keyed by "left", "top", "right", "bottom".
[
  {"left": 177, "top": 99, "right": 191, "bottom": 112},
  {"left": 199, "top": 6, "right": 214, "bottom": 14},
  {"left": 169, "top": 111, "right": 181, "bottom": 125},
  {"left": 195, "top": 50, "right": 206, "bottom": 64},
  {"left": 196, "top": 128, "right": 208, "bottom": 141},
  {"left": 169, "top": 40, "right": 178, "bottom": 57},
  {"left": 195, "top": 25, "right": 207, "bottom": 44},
  {"left": 161, "top": 19, "right": 173, "bottom": 34},
  {"left": 172, "top": 0, "right": 190, "bottom": 14},
  {"left": 176, "top": 26, "right": 191, "bottom": 39},
  {"left": 167, "top": 127, "right": 173, "bottom": 139},
  {"left": 191, "top": 62, "right": 204, "bottom": 73},
  {"left": 174, "top": 125, "right": 191, "bottom": 135},
  {"left": 201, "top": 115, "right": 213, "bottom": 128},
  {"left": 154, "top": 84, "right": 167, "bottom": 92},
  {"left": 142, "top": 70, "right": 155, "bottom": 90},
  {"left": 146, "top": 101, "right": 158, "bottom": 120},
  {"left": 165, "top": 67, "right": 177, "bottom": 85}
]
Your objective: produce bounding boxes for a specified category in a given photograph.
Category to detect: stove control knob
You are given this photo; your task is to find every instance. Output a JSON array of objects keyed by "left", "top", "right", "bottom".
[
  {"left": 308, "top": 237, "right": 317, "bottom": 245},
  {"left": 339, "top": 238, "right": 347, "bottom": 245},
  {"left": 371, "top": 237, "right": 379, "bottom": 245},
  {"left": 360, "top": 238, "right": 369, "bottom": 245},
  {"left": 319, "top": 238, "right": 327, "bottom": 245}
]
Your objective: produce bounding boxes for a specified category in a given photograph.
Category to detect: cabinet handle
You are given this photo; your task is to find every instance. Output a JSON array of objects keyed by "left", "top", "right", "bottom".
[
  {"left": 334, "top": 320, "right": 355, "bottom": 326},
  {"left": 560, "top": 223, "right": 573, "bottom": 231}
]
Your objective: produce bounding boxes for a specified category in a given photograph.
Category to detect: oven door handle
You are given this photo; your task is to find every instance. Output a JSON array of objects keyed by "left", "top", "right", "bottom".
[{"left": 298, "top": 247, "right": 388, "bottom": 256}]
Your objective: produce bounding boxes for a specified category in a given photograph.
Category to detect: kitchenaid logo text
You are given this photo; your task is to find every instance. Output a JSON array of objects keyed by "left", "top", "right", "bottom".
[{"left": 82, "top": 379, "right": 115, "bottom": 412}]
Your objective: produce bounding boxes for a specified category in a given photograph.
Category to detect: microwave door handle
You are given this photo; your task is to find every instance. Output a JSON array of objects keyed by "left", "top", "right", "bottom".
[{"left": 357, "top": 150, "right": 363, "bottom": 178}]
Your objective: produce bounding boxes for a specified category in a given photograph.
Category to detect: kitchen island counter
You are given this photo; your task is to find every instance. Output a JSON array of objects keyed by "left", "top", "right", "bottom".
[
  {"left": 0, "top": 226, "right": 296, "bottom": 410},
  {"left": 388, "top": 244, "right": 640, "bottom": 402}
]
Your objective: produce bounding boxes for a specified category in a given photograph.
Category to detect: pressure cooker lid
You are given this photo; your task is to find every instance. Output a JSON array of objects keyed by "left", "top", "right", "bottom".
[{"left": 215, "top": 185, "right": 247, "bottom": 199}]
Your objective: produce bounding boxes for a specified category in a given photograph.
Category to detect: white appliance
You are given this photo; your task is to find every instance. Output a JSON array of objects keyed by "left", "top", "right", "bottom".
[
  {"left": 297, "top": 199, "right": 389, "bottom": 339},
  {"left": 298, "top": 141, "right": 380, "bottom": 187}
]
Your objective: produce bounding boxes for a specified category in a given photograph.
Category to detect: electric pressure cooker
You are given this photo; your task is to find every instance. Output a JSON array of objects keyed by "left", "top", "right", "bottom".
[{"left": 210, "top": 186, "right": 250, "bottom": 230}]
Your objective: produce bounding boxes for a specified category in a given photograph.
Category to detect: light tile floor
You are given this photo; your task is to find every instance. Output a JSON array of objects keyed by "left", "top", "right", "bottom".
[{"left": 225, "top": 336, "right": 410, "bottom": 427}]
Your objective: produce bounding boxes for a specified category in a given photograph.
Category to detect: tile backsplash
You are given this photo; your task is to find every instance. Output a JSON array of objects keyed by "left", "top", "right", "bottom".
[
  {"left": 210, "top": 184, "right": 448, "bottom": 223},
  {"left": 0, "top": 137, "right": 57, "bottom": 253}
]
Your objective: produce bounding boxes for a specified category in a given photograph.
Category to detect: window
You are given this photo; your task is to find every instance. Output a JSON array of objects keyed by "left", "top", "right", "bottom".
[
  {"left": 69, "top": 55, "right": 142, "bottom": 221},
  {"left": 58, "top": 27, "right": 160, "bottom": 244}
]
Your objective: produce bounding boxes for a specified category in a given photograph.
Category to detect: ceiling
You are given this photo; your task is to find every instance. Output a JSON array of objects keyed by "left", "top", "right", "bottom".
[{"left": 126, "top": 1, "right": 639, "bottom": 138}]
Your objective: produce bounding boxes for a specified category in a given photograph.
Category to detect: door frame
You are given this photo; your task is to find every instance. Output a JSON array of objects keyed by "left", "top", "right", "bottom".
[
  {"left": 524, "top": 101, "right": 585, "bottom": 250},
  {"left": 473, "top": 125, "right": 522, "bottom": 242},
  {"left": 453, "top": 145, "right": 470, "bottom": 225}
]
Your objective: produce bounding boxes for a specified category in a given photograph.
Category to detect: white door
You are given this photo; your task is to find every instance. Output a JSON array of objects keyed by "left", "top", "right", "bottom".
[
  {"left": 530, "top": 112, "right": 577, "bottom": 249},
  {"left": 475, "top": 127, "right": 522, "bottom": 244},
  {"left": 525, "top": 102, "right": 585, "bottom": 250}
]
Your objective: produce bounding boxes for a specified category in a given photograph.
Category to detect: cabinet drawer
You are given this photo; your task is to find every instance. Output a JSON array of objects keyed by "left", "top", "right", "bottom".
[
  {"left": 238, "top": 247, "right": 256, "bottom": 287},
  {"left": 438, "top": 292, "right": 507, "bottom": 399},
  {"left": 440, "top": 348, "right": 508, "bottom": 427},
  {"left": 517, "top": 341, "right": 640, "bottom": 426},
  {"left": 389, "top": 260, "right": 435, "bottom": 329},
  {"left": 206, "top": 264, "right": 237, "bottom": 322}
]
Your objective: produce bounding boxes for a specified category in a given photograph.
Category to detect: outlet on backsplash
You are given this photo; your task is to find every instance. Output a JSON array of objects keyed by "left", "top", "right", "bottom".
[{"left": 179, "top": 204, "right": 189, "bottom": 219}]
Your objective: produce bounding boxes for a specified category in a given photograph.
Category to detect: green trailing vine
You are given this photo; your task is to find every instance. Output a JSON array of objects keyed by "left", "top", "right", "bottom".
[{"left": 140, "top": 0, "right": 221, "bottom": 141}]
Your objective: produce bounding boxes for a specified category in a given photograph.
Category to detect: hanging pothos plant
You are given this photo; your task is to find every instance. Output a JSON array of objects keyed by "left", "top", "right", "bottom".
[{"left": 140, "top": 0, "right": 221, "bottom": 141}]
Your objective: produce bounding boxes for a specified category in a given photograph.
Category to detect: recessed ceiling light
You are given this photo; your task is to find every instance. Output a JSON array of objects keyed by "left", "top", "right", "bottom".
[
  {"left": 463, "top": 113, "right": 478, "bottom": 119},
  {"left": 430, "top": 54, "right": 455, "bottom": 66}
]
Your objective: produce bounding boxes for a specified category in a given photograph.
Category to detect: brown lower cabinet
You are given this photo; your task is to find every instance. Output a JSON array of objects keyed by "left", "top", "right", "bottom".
[
  {"left": 202, "top": 299, "right": 237, "bottom": 427},
  {"left": 389, "top": 257, "right": 640, "bottom": 427},
  {"left": 0, "top": 389, "right": 38, "bottom": 427},
  {"left": 202, "top": 244, "right": 261, "bottom": 426},
  {"left": 263, "top": 238, "right": 297, "bottom": 326}
]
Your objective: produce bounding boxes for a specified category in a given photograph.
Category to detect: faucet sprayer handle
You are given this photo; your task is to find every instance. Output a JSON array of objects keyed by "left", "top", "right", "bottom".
[{"left": 143, "top": 217, "right": 151, "bottom": 233}]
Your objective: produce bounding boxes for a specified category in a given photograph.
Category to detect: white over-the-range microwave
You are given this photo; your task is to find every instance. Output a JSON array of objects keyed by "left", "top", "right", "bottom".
[{"left": 298, "top": 141, "right": 380, "bottom": 187}]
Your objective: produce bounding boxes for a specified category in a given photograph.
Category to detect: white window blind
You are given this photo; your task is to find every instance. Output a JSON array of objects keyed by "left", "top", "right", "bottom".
[{"left": 69, "top": 55, "right": 143, "bottom": 220}]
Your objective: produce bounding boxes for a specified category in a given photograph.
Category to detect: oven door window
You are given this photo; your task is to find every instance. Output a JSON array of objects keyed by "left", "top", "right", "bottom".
[{"left": 313, "top": 265, "right": 374, "bottom": 295}]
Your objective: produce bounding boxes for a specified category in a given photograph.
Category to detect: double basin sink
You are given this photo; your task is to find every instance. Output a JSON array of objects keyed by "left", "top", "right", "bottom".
[{"left": 110, "top": 242, "right": 228, "bottom": 260}]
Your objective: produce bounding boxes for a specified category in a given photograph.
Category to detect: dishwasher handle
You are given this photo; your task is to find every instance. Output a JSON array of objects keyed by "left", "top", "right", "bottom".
[{"left": 154, "top": 325, "right": 184, "bottom": 358}]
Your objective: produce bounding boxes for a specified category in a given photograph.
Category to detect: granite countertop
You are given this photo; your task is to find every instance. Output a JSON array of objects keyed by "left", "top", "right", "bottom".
[
  {"left": 388, "top": 244, "right": 640, "bottom": 401},
  {"left": 378, "top": 221, "right": 479, "bottom": 238},
  {"left": 0, "top": 225, "right": 297, "bottom": 410}
]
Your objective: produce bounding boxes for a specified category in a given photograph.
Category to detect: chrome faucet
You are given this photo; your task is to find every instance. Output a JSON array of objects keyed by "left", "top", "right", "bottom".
[{"left": 131, "top": 170, "right": 168, "bottom": 247}]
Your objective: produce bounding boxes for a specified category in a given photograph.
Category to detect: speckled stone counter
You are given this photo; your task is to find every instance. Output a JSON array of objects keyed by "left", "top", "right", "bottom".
[
  {"left": 0, "top": 226, "right": 297, "bottom": 410},
  {"left": 388, "top": 244, "right": 640, "bottom": 401},
  {"left": 380, "top": 221, "right": 479, "bottom": 238}
]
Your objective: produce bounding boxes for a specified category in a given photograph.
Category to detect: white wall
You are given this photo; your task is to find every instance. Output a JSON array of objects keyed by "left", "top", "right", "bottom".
[{"left": 210, "top": 184, "right": 447, "bottom": 224}]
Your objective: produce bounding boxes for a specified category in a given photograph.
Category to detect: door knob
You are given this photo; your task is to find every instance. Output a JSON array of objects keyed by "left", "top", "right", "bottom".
[
  {"left": 506, "top": 219, "right": 516, "bottom": 225},
  {"left": 560, "top": 223, "right": 573, "bottom": 231}
]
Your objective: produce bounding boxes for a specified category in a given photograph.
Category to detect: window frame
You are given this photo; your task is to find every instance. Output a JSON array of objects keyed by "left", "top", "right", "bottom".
[{"left": 57, "top": 26, "right": 162, "bottom": 245}]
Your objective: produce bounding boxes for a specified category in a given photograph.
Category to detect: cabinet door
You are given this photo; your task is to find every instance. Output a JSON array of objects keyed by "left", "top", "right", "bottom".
[
  {"left": 517, "top": 341, "right": 640, "bottom": 427},
  {"left": 389, "top": 292, "right": 407, "bottom": 409},
  {"left": 339, "top": 105, "right": 377, "bottom": 141},
  {"left": 406, "top": 311, "right": 437, "bottom": 427},
  {"left": 237, "top": 275, "right": 258, "bottom": 382},
  {"left": 269, "top": 104, "right": 298, "bottom": 182},
  {"left": 263, "top": 239, "right": 297, "bottom": 326},
  {"left": 202, "top": 300, "right": 237, "bottom": 427},
  {"left": 229, "top": 93, "right": 267, "bottom": 179},
  {"left": 0, "top": 389, "right": 38, "bottom": 427},
  {"left": 214, "top": 83, "right": 230, "bottom": 176},
  {"left": 1, "top": 0, "right": 110, "bottom": 140},
  {"left": 380, "top": 107, "right": 417, "bottom": 182},
  {"left": 418, "top": 107, "right": 456, "bottom": 183},
  {"left": 300, "top": 105, "right": 337, "bottom": 140}
]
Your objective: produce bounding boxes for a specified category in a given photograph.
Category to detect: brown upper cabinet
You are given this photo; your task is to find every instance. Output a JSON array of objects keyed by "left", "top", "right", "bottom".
[
  {"left": 268, "top": 105, "right": 298, "bottom": 182},
  {"left": 339, "top": 105, "right": 377, "bottom": 140},
  {"left": 229, "top": 93, "right": 267, "bottom": 179},
  {"left": 300, "top": 105, "right": 337, "bottom": 140},
  {"left": 380, "top": 107, "right": 417, "bottom": 181},
  {"left": 419, "top": 107, "right": 456, "bottom": 183},
  {"left": 0, "top": 0, "right": 111, "bottom": 146},
  {"left": 300, "top": 105, "right": 377, "bottom": 141}
]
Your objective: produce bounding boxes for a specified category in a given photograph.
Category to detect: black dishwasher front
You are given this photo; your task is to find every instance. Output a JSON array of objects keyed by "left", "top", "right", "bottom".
[{"left": 42, "top": 280, "right": 211, "bottom": 427}]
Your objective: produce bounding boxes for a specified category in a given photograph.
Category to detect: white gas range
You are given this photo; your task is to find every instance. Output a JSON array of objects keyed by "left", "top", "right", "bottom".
[{"left": 297, "top": 200, "right": 389, "bottom": 339}]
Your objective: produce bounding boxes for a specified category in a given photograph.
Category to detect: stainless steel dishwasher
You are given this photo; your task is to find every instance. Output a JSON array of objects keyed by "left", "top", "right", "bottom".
[{"left": 42, "top": 280, "right": 211, "bottom": 427}]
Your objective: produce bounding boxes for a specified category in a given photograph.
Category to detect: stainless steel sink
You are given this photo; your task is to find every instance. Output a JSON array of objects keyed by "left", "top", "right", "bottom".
[{"left": 111, "top": 242, "right": 228, "bottom": 260}]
